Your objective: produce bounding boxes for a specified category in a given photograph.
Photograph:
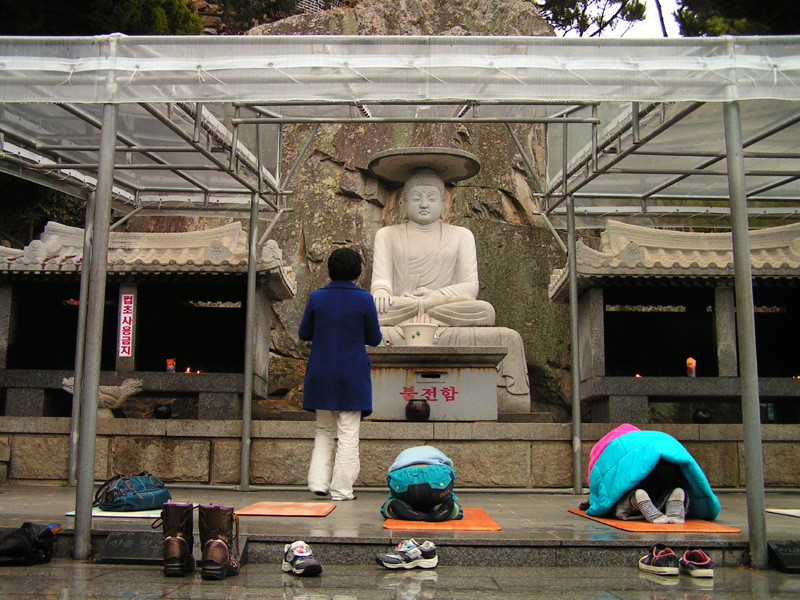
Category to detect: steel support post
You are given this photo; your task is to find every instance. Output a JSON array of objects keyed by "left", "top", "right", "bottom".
[
  {"left": 723, "top": 101, "right": 768, "bottom": 570},
  {"left": 567, "top": 195, "right": 582, "bottom": 494},
  {"left": 239, "top": 192, "right": 260, "bottom": 491},
  {"left": 73, "top": 104, "right": 118, "bottom": 559},
  {"left": 68, "top": 192, "right": 96, "bottom": 486}
]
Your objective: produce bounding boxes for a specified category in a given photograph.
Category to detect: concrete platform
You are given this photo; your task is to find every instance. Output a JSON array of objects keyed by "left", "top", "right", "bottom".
[{"left": 1, "top": 484, "right": 799, "bottom": 569}]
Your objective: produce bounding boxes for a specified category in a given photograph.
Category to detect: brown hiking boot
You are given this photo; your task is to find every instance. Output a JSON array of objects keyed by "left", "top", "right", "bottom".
[
  {"left": 153, "top": 501, "right": 195, "bottom": 577},
  {"left": 198, "top": 504, "right": 240, "bottom": 580}
]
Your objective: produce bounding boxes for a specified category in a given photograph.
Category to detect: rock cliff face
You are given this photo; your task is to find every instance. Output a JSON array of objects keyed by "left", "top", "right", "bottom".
[
  {"left": 240, "top": 0, "right": 572, "bottom": 420},
  {"left": 248, "top": 0, "right": 553, "bottom": 36}
]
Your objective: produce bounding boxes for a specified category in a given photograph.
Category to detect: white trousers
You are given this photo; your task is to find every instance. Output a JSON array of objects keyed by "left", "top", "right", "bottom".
[{"left": 307, "top": 410, "right": 361, "bottom": 501}]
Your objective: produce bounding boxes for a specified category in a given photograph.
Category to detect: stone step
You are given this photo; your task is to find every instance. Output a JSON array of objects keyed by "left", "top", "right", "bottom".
[
  {"left": 81, "top": 531, "right": 749, "bottom": 568},
  {"left": 497, "top": 412, "right": 555, "bottom": 423},
  {"left": 280, "top": 410, "right": 557, "bottom": 423},
  {"left": 280, "top": 410, "right": 315, "bottom": 421}
]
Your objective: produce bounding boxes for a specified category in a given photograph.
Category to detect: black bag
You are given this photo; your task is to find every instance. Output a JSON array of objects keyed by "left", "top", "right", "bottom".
[
  {"left": 93, "top": 471, "right": 171, "bottom": 512},
  {"left": 0, "top": 522, "right": 58, "bottom": 566}
]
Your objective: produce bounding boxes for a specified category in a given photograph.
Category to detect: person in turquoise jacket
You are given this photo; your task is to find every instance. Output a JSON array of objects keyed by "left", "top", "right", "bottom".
[
  {"left": 299, "top": 248, "right": 382, "bottom": 501},
  {"left": 585, "top": 424, "right": 720, "bottom": 523},
  {"left": 380, "top": 446, "right": 463, "bottom": 522}
]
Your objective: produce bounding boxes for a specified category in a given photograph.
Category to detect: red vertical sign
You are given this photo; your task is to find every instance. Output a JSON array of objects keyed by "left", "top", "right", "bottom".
[{"left": 118, "top": 293, "right": 134, "bottom": 357}]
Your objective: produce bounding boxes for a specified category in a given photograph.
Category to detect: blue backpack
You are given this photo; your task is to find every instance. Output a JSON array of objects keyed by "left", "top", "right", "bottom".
[{"left": 93, "top": 472, "right": 171, "bottom": 512}]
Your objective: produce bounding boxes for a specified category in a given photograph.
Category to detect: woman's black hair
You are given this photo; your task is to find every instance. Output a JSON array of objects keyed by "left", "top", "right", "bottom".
[{"left": 328, "top": 247, "right": 363, "bottom": 281}]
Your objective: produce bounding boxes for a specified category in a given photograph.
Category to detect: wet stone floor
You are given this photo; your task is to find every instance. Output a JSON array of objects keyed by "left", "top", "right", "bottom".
[{"left": 0, "top": 560, "right": 798, "bottom": 600}]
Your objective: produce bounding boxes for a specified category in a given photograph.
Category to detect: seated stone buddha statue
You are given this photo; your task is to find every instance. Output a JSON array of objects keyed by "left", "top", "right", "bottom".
[
  {"left": 368, "top": 148, "right": 530, "bottom": 413},
  {"left": 371, "top": 167, "right": 495, "bottom": 327}
]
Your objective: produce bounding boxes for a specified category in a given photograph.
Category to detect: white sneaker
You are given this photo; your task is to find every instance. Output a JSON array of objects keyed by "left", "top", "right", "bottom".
[
  {"left": 375, "top": 539, "right": 438, "bottom": 569},
  {"left": 282, "top": 541, "right": 322, "bottom": 577}
]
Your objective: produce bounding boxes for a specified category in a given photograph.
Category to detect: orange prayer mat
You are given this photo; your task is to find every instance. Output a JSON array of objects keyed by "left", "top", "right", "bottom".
[
  {"left": 383, "top": 507, "right": 501, "bottom": 531},
  {"left": 568, "top": 508, "right": 740, "bottom": 533},
  {"left": 236, "top": 501, "right": 336, "bottom": 517}
]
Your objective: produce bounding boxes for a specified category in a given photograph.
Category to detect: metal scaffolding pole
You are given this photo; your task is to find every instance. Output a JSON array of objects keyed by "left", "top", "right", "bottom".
[
  {"left": 723, "top": 101, "right": 768, "bottom": 570},
  {"left": 73, "top": 103, "right": 118, "bottom": 559},
  {"left": 67, "top": 191, "right": 96, "bottom": 487},
  {"left": 239, "top": 192, "right": 260, "bottom": 491},
  {"left": 566, "top": 195, "right": 582, "bottom": 494}
]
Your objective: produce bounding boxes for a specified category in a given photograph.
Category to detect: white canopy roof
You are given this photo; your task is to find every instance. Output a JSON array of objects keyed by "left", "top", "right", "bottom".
[
  {"left": 4, "top": 34, "right": 787, "bottom": 560},
  {"left": 3, "top": 35, "right": 799, "bottom": 104},
  {"left": 1, "top": 34, "right": 799, "bottom": 226}
]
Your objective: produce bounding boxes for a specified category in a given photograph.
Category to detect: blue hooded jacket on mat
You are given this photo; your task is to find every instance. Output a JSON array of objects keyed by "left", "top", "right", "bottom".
[{"left": 587, "top": 429, "right": 720, "bottom": 520}]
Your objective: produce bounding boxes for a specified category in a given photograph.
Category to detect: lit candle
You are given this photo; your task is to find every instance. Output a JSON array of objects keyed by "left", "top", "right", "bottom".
[
  {"left": 185, "top": 367, "right": 191, "bottom": 374},
  {"left": 686, "top": 357, "right": 697, "bottom": 377}
]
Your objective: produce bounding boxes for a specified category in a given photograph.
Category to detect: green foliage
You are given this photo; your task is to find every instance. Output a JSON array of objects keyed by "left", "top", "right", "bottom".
[
  {"left": 676, "top": 0, "right": 800, "bottom": 36},
  {"left": 534, "top": 0, "right": 646, "bottom": 37},
  {"left": 0, "top": 0, "right": 202, "bottom": 36},
  {"left": 98, "top": 0, "right": 204, "bottom": 35},
  {"left": 0, "top": 177, "right": 86, "bottom": 248}
]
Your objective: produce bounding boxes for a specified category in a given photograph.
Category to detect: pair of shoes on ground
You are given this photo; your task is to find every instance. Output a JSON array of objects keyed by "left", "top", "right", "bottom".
[
  {"left": 158, "top": 502, "right": 240, "bottom": 581},
  {"left": 282, "top": 540, "right": 322, "bottom": 577},
  {"left": 376, "top": 539, "right": 439, "bottom": 570},
  {"left": 639, "top": 544, "right": 715, "bottom": 578}
]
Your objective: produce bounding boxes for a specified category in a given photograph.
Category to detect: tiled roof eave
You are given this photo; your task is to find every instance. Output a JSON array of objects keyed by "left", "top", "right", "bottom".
[
  {"left": 0, "top": 263, "right": 297, "bottom": 300},
  {"left": 0, "top": 264, "right": 269, "bottom": 274},
  {"left": 549, "top": 220, "right": 800, "bottom": 303},
  {"left": 580, "top": 266, "right": 800, "bottom": 276},
  {"left": 548, "top": 266, "right": 800, "bottom": 303},
  {"left": 0, "top": 221, "right": 297, "bottom": 301}
]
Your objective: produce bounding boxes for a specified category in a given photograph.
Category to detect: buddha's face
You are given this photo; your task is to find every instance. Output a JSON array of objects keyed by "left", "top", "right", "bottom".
[{"left": 405, "top": 184, "right": 444, "bottom": 225}]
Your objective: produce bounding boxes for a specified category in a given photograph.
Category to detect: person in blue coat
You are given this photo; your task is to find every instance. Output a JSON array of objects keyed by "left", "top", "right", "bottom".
[{"left": 299, "top": 248, "right": 382, "bottom": 501}]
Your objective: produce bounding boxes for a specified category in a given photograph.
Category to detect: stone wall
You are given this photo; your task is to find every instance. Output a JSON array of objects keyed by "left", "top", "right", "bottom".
[{"left": 3, "top": 417, "right": 799, "bottom": 489}]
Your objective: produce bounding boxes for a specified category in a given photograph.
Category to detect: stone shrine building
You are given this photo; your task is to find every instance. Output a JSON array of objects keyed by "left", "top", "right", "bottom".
[
  {"left": 549, "top": 220, "right": 800, "bottom": 424},
  {"left": 0, "top": 221, "right": 296, "bottom": 419}
]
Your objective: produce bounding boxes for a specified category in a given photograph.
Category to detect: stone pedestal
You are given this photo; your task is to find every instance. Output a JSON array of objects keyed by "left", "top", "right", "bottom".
[
  {"left": 367, "top": 346, "right": 506, "bottom": 421},
  {"left": 380, "top": 326, "right": 530, "bottom": 413},
  {"left": 578, "top": 287, "right": 605, "bottom": 380},
  {"left": 714, "top": 286, "right": 738, "bottom": 376},
  {"left": 591, "top": 395, "right": 649, "bottom": 424},
  {"left": 198, "top": 392, "right": 241, "bottom": 420},
  {"left": 6, "top": 388, "right": 47, "bottom": 416}
]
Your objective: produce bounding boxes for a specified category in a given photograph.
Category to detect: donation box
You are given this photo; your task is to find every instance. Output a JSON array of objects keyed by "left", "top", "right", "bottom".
[{"left": 367, "top": 346, "right": 506, "bottom": 421}]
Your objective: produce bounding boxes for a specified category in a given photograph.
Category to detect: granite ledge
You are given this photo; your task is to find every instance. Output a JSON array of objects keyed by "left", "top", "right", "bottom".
[{"left": 1, "top": 418, "right": 798, "bottom": 444}]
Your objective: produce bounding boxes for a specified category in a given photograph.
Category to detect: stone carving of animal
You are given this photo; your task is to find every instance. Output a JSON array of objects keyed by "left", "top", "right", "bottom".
[{"left": 61, "top": 377, "right": 144, "bottom": 411}]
